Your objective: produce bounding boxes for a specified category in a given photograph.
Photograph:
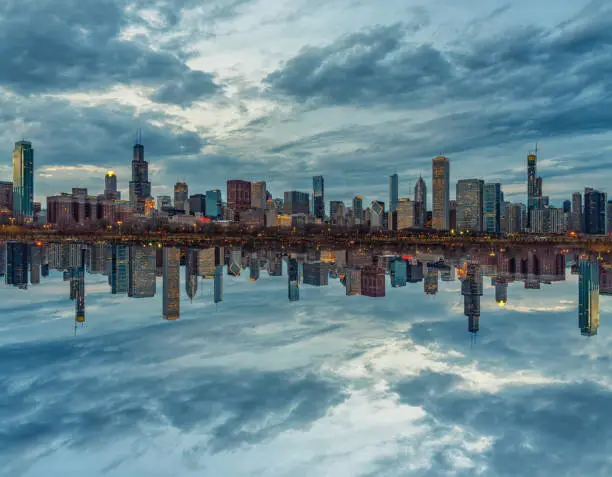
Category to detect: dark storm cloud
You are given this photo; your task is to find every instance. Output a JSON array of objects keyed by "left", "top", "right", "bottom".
[
  {"left": 394, "top": 381, "right": 612, "bottom": 476},
  {"left": 0, "top": 320, "right": 347, "bottom": 475},
  {"left": 266, "top": 6, "right": 612, "bottom": 110},
  {"left": 0, "top": 95, "right": 203, "bottom": 166},
  {"left": 0, "top": 0, "right": 223, "bottom": 106}
]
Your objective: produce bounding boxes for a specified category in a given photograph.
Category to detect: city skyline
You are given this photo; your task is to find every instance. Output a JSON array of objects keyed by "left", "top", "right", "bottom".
[{"left": 0, "top": 2, "right": 611, "bottom": 210}]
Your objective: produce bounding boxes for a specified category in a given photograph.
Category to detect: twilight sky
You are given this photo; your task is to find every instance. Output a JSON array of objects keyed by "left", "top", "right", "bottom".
[{"left": 1, "top": 0, "right": 611, "bottom": 207}]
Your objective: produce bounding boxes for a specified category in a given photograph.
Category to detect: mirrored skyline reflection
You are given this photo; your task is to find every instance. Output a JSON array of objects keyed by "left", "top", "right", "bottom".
[{"left": 1, "top": 242, "right": 612, "bottom": 476}]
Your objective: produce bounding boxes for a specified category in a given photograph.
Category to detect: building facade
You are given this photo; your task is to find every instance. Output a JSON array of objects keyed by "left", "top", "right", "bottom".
[
  {"left": 414, "top": 176, "right": 427, "bottom": 228},
  {"left": 584, "top": 188, "right": 607, "bottom": 235},
  {"left": 388, "top": 174, "right": 398, "bottom": 215},
  {"left": 173, "top": 182, "right": 188, "bottom": 211},
  {"left": 128, "top": 136, "right": 151, "bottom": 214},
  {"left": 456, "top": 179, "right": 484, "bottom": 233},
  {"left": 284, "top": 191, "right": 309, "bottom": 215},
  {"left": 313, "top": 176, "right": 325, "bottom": 219},
  {"left": 432, "top": 156, "right": 450, "bottom": 230},
  {"left": 227, "top": 180, "right": 251, "bottom": 213},
  {"left": 12, "top": 140, "right": 34, "bottom": 221},
  {"left": 484, "top": 182, "right": 502, "bottom": 234}
]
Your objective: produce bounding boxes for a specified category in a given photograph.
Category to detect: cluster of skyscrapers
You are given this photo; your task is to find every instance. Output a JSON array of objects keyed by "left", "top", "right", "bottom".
[
  {"left": 0, "top": 241, "right": 604, "bottom": 337},
  {"left": 1, "top": 137, "right": 610, "bottom": 236}
]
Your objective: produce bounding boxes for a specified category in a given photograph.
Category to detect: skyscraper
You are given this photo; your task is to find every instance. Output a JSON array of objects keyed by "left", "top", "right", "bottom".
[
  {"left": 157, "top": 195, "right": 172, "bottom": 211},
  {"left": 462, "top": 263, "right": 483, "bottom": 334},
  {"left": 527, "top": 152, "right": 537, "bottom": 213},
  {"left": 12, "top": 140, "right": 34, "bottom": 221},
  {"left": 388, "top": 174, "right": 398, "bottom": 214},
  {"left": 129, "top": 246, "right": 156, "bottom": 298},
  {"left": 579, "top": 259, "right": 599, "bottom": 336},
  {"left": 214, "top": 265, "right": 224, "bottom": 303},
  {"left": 206, "top": 189, "right": 222, "bottom": 218},
  {"left": 0, "top": 181, "right": 12, "bottom": 215},
  {"left": 414, "top": 176, "right": 427, "bottom": 228},
  {"left": 227, "top": 180, "right": 251, "bottom": 212},
  {"left": 128, "top": 133, "right": 151, "bottom": 214},
  {"left": 506, "top": 203, "right": 525, "bottom": 234},
  {"left": 432, "top": 156, "right": 449, "bottom": 230},
  {"left": 163, "top": 247, "right": 180, "bottom": 320},
  {"left": 456, "top": 179, "right": 484, "bottom": 233},
  {"left": 353, "top": 196, "right": 363, "bottom": 224},
  {"left": 284, "top": 191, "right": 309, "bottom": 215},
  {"left": 607, "top": 201, "right": 612, "bottom": 236},
  {"left": 288, "top": 257, "right": 299, "bottom": 301},
  {"left": 174, "top": 182, "right": 188, "bottom": 211},
  {"left": 370, "top": 201, "right": 384, "bottom": 229},
  {"left": 584, "top": 188, "right": 607, "bottom": 235},
  {"left": 251, "top": 181, "right": 267, "bottom": 209},
  {"left": 330, "top": 201, "right": 344, "bottom": 218},
  {"left": 571, "top": 192, "right": 583, "bottom": 233},
  {"left": 396, "top": 198, "right": 414, "bottom": 230},
  {"left": 483, "top": 183, "right": 502, "bottom": 234},
  {"left": 104, "top": 171, "right": 120, "bottom": 200},
  {"left": 313, "top": 176, "right": 325, "bottom": 219}
]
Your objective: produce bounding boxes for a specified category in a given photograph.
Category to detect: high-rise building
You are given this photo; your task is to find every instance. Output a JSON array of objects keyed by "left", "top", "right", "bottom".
[
  {"left": 313, "top": 176, "right": 325, "bottom": 219},
  {"left": 157, "top": 195, "right": 172, "bottom": 211},
  {"left": 432, "top": 156, "right": 449, "bottom": 230},
  {"left": 506, "top": 203, "right": 525, "bottom": 233},
  {"left": 214, "top": 265, "right": 223, "bottom": 303},
  {"left": 104, "top": 171, "right": 120, "bottom": 200},
  {"left": 456, "top": 179, "right": 484, "bottom": 233},
  {"left": 361, "top": 266, "right": 385, "bottom": 297},
  {"left": 579, "top": 259, "right": 599, "bottom": 336},
  {"left": 206, "top": 189, "right": 222, "bottom": 218},
  {"left": 12, "top": 140, "right": 34, "bottom": 221},
  {"left": 484, "top": 183, "right": 502, "bottom": 234},
  {"left": 288, "top": 257, "right": 300, "bottom": 301},
  {"left": 111, "top": 245, "right": 129, "bottom": 294},
  {"left": 353, "top": 196, "right": 363, "bottom": 224},
  {"left": 197, "top": 248, "right": 216, "bottom": 278},
  {"left": 414, "top": 176, "right": 427, "bottom": 228},
  {"left": 250, "top": 181, "right": 267, "bottom": 209},
  {"left": 6, "top": 242, "right": 28, "bottom": 289},
  {"left": 462, "top": 263, "right": 483, "bottom": 334},
  {"left": 174, "top": 182, "right": 188, "bottom": 211},
  {"left": 284, "top": 191, "right": 309, "bottom": 215},
  {"left": 186, "top": 248, "right": 198, "bottom": 300},
  {"left": 128, "top": 133, "right": 151, "bottom": 214},
  {"left": 584, "top": 188, "right": 607, "bottom": 235},
  {"left": 527, "top": 152, "right": 537, "bottom": 214},
  {"left": 29, "top": 244, "right": 41, "bottom": 285},
  {"left": 390, "top": 258, "right": 407, "bottom": 287},
  {"left": 163, "top": 247, "right": 180, "bottom": 320},
  {"left": 607, "top": 201, "right": 612, "bottom": 236},
  {"left": 563, "top": 200, "right": 571, "bottom": 214},
  {"left": 396, "top": 198, "right": 414, "bottom": 230},
  {"left": 303, "top": 262, "right": 329, "bottom": 286},
  {"left": 330, "top": 201, "right": 344, "bottom": 218},
  {"left": 0, "top": 181, "right": 12, "bottom": 215},
  {"left": 129, "top": 246, "right": 156, "bottom": 298},
  {"left": 370, "top": 201, "right": 385, "bottom": 229},
  {"left": 571, "top": 192, "right": 583, "bottom": 233},
  {"left": 188, "top": 194, "right": 206, "bottom": 215},
  {"left": 227, "top": 180, "right": 251, "bottom": 213},
  {"left": 389, "top": 174, "right": 398, "bottom": 214},
  {"left": 449, "top": 200, "right": 457, "bottom": 231}
]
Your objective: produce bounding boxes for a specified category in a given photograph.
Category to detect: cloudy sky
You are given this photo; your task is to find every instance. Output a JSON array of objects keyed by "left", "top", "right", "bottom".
[
  {"left": 2, "top": 249, "right": 612, "bottom": 476},
  {"left": 1, "top": 0, "right": 611, "bottom": 207}
]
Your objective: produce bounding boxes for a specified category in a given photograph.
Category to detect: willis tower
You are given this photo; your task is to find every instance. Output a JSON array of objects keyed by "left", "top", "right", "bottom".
[{"left": 129, "top": 130, "right": 151, "bottom": 214}]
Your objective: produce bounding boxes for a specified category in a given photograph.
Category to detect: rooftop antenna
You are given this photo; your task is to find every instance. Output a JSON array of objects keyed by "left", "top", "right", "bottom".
[{"left": 535, "top": 142, "right": 538, "bottom": 157}]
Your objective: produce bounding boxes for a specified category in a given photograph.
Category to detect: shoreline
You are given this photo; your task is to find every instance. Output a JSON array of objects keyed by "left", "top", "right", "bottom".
[{"left": 1, "top": 230, "right": 611, "bottom": 250}]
